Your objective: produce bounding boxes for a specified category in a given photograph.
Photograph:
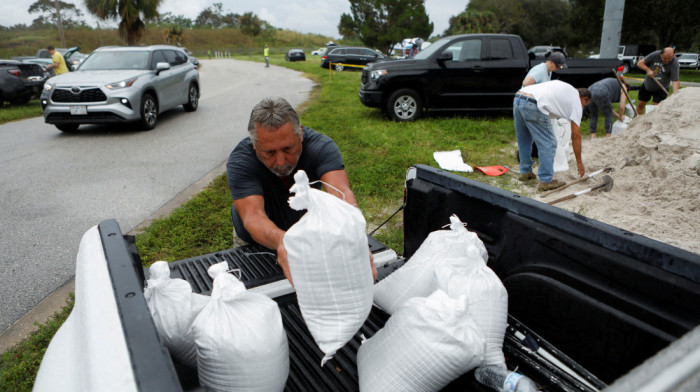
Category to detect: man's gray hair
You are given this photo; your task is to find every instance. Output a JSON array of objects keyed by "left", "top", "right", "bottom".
[{"left": 247, "top": 97, "right": 302, "bottom": 145}]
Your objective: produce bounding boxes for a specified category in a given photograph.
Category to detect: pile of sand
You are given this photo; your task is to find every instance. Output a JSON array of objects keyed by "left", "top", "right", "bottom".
[{"left": 540, "top": 87, "right": 700, "bottom": 255}]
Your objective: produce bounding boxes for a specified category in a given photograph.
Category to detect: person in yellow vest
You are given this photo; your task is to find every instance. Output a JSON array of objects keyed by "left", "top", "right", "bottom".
[
  {"left": 264, "top": 45, "right": 269, "bottom": 68},
  {"left": 46, "top": 46, "right": 69, "bottom": 75}
]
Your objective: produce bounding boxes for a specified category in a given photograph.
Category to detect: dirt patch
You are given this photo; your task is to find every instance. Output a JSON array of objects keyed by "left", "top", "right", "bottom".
[{"left": 539, "top": 87, "right": 700, "bottom": 255}]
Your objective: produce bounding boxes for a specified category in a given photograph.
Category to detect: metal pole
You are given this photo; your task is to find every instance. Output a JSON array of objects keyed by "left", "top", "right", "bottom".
[{"left": 599, "top": 0, "right": 625, "bottom": 59}]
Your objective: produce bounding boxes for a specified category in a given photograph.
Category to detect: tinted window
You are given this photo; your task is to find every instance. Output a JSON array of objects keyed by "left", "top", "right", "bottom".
[
  {"left": 151, "top": 51, "right": 166, "bottom": 68},
  {"left": 330, "top": 48, "right": 345, "bottom": 55},
  {"left": 444, "top": 39, "right": 482, "bottom": 61},
  {"left": 363, "top": 49, "right": 378, "bottom": 57},
  {"left": 348, "top": 48, "right": 364, "bottom": 55},
  {"left": 490, "top": 39, "right": 514, "bottom": 60},
  {"left": 174, "top": 51, "right": 188, "bottom": 65}
]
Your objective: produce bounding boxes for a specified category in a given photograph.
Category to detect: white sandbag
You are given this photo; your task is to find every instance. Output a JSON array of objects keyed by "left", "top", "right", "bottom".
[
  {"left": 284, "top": 170, "right": 374, "bottom": 366},
  {"left": 357, "top": 289, "right": 485, "bottom": 392},
  {"left": 373, "top": 214, "right": 487, "bottom": 315},
  {"left": 191, "top": 262, "right": 289, "bottom": 391},
  {"left": 436, "top": 264, "right": 509, "bottom": 368},
  {"left": 551, "top": 117, "right": 572, "bottom": 172},
  {"left": 143, "top": 261, "right": 209, "bottom": 367},
  {"left": 611, "top": 120, "right": 628, "bottom": 136}
]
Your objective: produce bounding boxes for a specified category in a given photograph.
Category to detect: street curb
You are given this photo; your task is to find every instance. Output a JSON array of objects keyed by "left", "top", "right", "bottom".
[{"left": 0, "top": 162, "right": 228, "bottom": 354}]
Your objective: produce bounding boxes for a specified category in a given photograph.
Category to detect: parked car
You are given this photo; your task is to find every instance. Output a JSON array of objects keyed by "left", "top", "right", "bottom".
[
  {"left": 285, "top": 48, "right": 306, "bottom": 62},
  {"left": 180, "top": 47, "right": 200, "bottom": 69},
  {"left": 677, "top": 52, "right": 699, "bottom": 69},
  {"left": 528, "top": 45, "right": 568, "bottom": 59},
  {"left": 320, "top": 46, "right": 391, "bottom": 71},
  {"left": 311, "top": 47, "right": 326, "bottom": 56},
  {"left": 40, "top": 45, "right": 200, "bottom": 132},
  {"left": 0, "top": 59, "right": 47, "bottom": 106}
]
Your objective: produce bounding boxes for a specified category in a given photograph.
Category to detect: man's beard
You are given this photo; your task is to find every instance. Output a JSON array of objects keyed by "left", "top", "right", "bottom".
[{"left": 268, "top": 163, "right": 296, "bottom": 177}]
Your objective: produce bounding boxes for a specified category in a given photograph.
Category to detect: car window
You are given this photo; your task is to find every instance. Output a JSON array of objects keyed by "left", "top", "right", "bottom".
[
  {"left": 444, "top": 39, "right": 482, "bottom": 62},
  {"left": 489, "top": 39, "right": 514, "bottom": 60},
  {"left": 330, "top": 48, "right": 345, "bottom": 55},
  {"left": 151, "top": 51, "right": 167, "bottom": 68},
  {"left": 174, "top": 51, "right": 188, "bottom": 65},
  {"left": 79, "top": 51, "right": 150, "bottom": 70},
  {"left": 363, "top": 49, "right": 378, "bottom": 57},
  {"left": 163, "top": 50, "right": 178, "bottom": 65}
]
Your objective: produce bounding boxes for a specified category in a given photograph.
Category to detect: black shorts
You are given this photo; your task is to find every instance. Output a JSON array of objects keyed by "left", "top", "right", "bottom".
[{"left": 638, "top": 83, "right": 668, "bottom": 103}]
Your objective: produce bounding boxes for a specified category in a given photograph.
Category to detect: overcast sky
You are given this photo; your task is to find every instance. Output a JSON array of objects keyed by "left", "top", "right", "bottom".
[{"left": 1, "top": 0, "right": 468, "bottom": 39}]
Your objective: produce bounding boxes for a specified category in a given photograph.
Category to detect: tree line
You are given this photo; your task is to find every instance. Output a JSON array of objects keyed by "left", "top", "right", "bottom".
[{"left": 4, "top": 0, "right": 699, "bottom": 55}]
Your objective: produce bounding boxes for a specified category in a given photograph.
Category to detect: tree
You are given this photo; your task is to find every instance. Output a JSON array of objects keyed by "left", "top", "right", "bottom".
[
  {"left": 29, "top": 0, "right": 85, "bottom": 45},
  {"left": 194, "top": 3, "right": 239, "bottom": 29},
  {"left": 157, "top": 12, "right": 193, "bottom": 29},
  {"left": 339, "top": 0, "right": 434, "bottom": 54},
  {"left": 84, "top": 0, "right": 163, "bottom": 45},
  {"left": 444, "top": 9, "right": 500, "bottom": 36},
  {"left": 239, "top": 12, "right": 262, "bottom": 58}
]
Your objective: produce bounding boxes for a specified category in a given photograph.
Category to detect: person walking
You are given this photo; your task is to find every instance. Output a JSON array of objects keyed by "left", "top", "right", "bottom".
[
  {"left": 264, "top": 45, "right": 270, "bottom": 67},
  {"left": 513, "top": 80, "right": 591, "bottom": 191}
]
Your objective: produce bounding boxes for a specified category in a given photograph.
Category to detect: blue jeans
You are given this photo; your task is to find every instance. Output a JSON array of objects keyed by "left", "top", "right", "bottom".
[{"left": 513, "top": 96, "right": 557, "bottom": 183}]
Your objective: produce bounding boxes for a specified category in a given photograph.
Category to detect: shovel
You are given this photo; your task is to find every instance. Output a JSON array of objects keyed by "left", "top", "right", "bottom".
[
  {"left": 540, "top": 167, "right": 614, "bottom": 197},
  {"left": 547, "top": 175, "right": 614, "bottom": 205},
  {"left": 612, "top": 69, "right": 638, "bottom": 117}
]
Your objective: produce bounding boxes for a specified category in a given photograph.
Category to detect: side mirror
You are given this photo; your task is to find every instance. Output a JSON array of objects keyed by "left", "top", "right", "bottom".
[
  {"left": 436, "top": 51, "right": 453, "bottom": 63},
  {"left": 155, "top": 62, "right": 170, "bottom": 75}
]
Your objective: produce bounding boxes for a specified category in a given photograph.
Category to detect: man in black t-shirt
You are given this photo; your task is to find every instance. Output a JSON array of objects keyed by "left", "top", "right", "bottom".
[
  {"left": 636, "top": 47, "right": 680, "bottom": 115},
  {"left": 227, "top": 96, "right": 376, "bottom": 283}
]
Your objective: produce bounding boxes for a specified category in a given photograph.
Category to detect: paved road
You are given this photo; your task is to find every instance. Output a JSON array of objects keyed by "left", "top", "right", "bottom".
[{"left": 0, "top": 59, "right": 314, "bottom": 334}]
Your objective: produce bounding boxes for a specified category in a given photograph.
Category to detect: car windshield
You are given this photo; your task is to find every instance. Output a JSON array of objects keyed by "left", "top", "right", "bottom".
[
  {"left": 680, "top": 54, "right": 698, "bottom": 60},
  {"left": 78, "top": 51, "right": 151, "bottom": 71},
  {"left": 414, "top": 37, "right": 451, "bottom": 60}
]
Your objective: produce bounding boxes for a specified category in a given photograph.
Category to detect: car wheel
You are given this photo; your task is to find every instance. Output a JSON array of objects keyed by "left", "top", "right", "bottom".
[
  {"left": 140, "top": 93, "right": 158, "bottom": 130},
  {"left": 183, "top": 83, "right": 199, "bottom": 112},
  {"left": 56, "top": 124, "right": 79, "bottom": 132},
  {"left": 386, "top": 89, "right": 422, "bottom": 122},
  {"left": 334, "top": 63, "right": 344, "bottom": 72}
]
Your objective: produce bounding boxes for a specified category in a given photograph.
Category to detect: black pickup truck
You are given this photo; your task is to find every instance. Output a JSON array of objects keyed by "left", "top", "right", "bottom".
[
  {"left": 359, "top": 34, "right": 621, "bottom": 121},
  {"left": 34, "top": 164, "right": 700, "bottom": 391}
]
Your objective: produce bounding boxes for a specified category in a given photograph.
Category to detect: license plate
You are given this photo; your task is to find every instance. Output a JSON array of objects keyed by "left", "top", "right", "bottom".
[{"left": 70, "top": 106, "right": 87, "bottom": 115}]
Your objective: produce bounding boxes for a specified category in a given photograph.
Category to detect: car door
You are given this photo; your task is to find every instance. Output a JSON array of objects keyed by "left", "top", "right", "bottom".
[
  {"left": 428, "top": 37, "right": 486, "bottom": 109},
  {"left": 482, "top": 37, "right": 528, "bottom": 109},
  {"left": 154, "top": 50, "right": 183, "bottom": 110},
  {"left": 171, "top": 50, "right": 191, "bottom": 105},
  {"left": 361, "top": 48, "right": 383, "bottom": 67}
]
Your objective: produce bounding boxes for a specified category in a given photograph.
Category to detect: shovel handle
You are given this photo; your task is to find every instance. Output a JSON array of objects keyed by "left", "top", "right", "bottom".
[
  {"left": 612, "top": 69, "right": 638, "bottom": 117},
  {"left": 540, "top": 168, "right": 606, "bottom": 197}
]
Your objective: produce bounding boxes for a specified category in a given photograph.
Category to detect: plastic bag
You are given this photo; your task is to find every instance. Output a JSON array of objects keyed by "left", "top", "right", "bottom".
[
  {"left": 373, "top": 214, "right": 487, "bottom": 315},
  {"left": 551, "top": 117, "right": 572, "bottom": 172},
  {"left": 284, "top": 170, "right": 374, "bottom": 366},
  {"left": 357, "top": 289, "right": 485, "bottom": 392},
  {"left": 611, "top": 120, "right": 628, "bottom": 136},
  {"left": 190, "top": 262, "right": 289, "bottom": 391},
  {"left": 436, "top": 264, "right": 509, "bottom": 368},
  {"left": 143, "top": 261, "right": 209, "bottom": 367}
]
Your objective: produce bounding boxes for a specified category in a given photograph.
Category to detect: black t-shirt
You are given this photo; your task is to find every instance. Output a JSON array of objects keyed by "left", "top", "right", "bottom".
[{"left": 226, "top": 126, "right": 344, "bottom": 231}]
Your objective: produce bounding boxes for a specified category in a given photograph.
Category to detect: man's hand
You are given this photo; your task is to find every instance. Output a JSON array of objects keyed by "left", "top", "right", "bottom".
[
  {"left": 646, "top": 69, "right": 655, "bottom": 78},
  {"left": 577, "top": 161, "right": 585, "bottom": 178}
]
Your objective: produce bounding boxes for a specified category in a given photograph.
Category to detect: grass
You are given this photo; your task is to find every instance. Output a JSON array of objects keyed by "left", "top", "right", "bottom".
[
  {"left": 0, "top": 102, "right": 43, "bottom": 123},
  {"left": 0, "top": 295, "right": 74, "bottom": 392}
]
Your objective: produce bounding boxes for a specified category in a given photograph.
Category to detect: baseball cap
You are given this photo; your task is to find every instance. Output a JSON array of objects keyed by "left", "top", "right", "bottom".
[{"left": 548, "top": 52, "right": 567, "bottom": 69}]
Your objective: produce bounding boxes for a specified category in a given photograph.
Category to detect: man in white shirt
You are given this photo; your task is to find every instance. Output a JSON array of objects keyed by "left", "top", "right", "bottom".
[{"left": 514, "top": 80, "right": 591, "bottom": 191}]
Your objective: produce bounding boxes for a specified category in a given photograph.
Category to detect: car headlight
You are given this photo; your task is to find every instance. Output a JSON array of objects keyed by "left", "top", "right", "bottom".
[
  {"left": 106, "top": 78, "right": 138, "bottom": 90},
  {"left": 43, "top": 82, "right": 54, "bottom": 91},
  {"left": 370, "top": 69, "right": 388, "bottom": 82}
]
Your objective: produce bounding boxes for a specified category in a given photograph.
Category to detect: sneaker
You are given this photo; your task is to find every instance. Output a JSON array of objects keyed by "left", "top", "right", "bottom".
[
  {"left": 538, "top": 180, "right": 565, "bottom": 191},
  {"left": 519, "top": 172, "right": 536, "bottom": 181}
]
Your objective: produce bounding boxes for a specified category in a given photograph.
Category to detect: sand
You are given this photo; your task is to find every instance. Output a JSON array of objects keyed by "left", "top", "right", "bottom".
[{"left": 537, "top": 87, "right": 700, "bottom": 255}]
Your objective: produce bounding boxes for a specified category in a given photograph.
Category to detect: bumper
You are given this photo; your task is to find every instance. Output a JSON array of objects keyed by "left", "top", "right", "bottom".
[
  {"left": 41, "top": 93, "right": 140, "bottom": 125},
  {"left": 359, "top": 89, "right": 383, "bottom": 108}
]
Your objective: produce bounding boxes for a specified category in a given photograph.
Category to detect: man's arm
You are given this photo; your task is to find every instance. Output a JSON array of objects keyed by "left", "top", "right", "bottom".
[
  {"left": 570, "top": 122, "right": 585, "bottom": 177},
  {"left": 618, "top": 89, "right": 627, "bottom": 120},
  {"left": 522, "top": 75, "right": 536, "bottom": 86},
  {"left": 671, "top": 80, "right": 680, "bottom": 94},
  {"left": 233, "top": 195, "right": 292, "bottom": 284},
  {"left": 320, "top": 169, "right": 377, "bottom": 280},
  {"left": 637, "top": 58, "right": 654, "bottom": 78}
]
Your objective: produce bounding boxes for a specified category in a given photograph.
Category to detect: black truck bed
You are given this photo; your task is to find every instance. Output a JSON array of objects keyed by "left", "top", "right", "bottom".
[{"left": 99, "top": 164, "right": 700, "bottom": 391}]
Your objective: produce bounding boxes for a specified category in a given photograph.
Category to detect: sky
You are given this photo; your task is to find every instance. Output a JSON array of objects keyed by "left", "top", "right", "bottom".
[{"left": 1, "top": 0, "right": 469, "bottom": 39}]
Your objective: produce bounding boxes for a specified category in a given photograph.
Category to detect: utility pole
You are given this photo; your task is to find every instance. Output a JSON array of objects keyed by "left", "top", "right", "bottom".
[
  {"left": 54, "top": 0, "right": 66, "bottom": 47},
  {"left": 599, "top": 0, "right": 625, "bottom": 59}
]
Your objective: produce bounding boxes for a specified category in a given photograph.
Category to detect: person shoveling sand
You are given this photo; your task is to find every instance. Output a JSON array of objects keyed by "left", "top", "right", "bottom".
[{"left": 540, "top": 87, "right": 700, "bottom": 255}]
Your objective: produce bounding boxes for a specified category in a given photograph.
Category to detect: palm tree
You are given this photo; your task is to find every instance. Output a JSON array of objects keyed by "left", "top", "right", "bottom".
[{"left": 84, "top": 0, "right": 162, "bottom": 45}]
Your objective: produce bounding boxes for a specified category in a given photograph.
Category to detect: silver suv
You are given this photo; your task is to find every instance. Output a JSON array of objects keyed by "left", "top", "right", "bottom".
[{"left": 40, "top": 45, "right": 200, "bottom": 132}]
